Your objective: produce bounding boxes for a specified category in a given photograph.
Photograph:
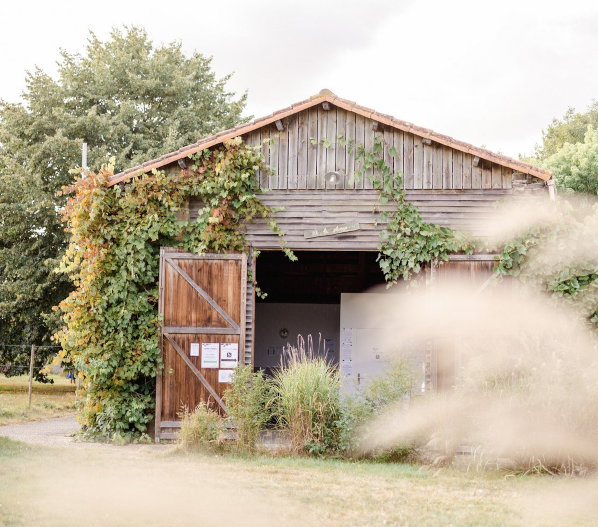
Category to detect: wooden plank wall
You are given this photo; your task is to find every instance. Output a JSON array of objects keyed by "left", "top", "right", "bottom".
[
  {"left": 243, "top": 105, "right": 513, "bottom": 191},
  {"left": 189, "top": 189, "right": 511, "bottom": 250}
]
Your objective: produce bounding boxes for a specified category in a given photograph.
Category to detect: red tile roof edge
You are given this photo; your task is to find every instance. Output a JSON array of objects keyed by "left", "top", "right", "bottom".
[{"left": 108, "top": 89, "right": 551, "bottom": 186}]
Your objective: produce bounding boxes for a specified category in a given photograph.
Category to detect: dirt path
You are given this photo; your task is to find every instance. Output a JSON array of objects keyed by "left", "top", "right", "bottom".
[
  {"left": 0, "top": 415, "right": 81, "bottom": 447},
  {"left": 0, "top": 415, "right": 174, "bottom": 454}
]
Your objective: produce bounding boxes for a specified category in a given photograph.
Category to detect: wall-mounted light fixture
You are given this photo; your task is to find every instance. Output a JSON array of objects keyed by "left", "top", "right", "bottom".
[{"left": 325, "top": 170, "right": 344, "bottom": 186}]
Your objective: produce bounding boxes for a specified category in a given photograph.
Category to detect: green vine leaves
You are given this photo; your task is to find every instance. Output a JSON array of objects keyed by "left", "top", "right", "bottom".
[
  {"left": 351, "top": 135, "right": 471, "bottom": 285},
  {"left": 55, "top": 138, "right": 293, "bottom": 439},
  {"left": 495, "top": 198, "right": 598, "bottom": 328}
]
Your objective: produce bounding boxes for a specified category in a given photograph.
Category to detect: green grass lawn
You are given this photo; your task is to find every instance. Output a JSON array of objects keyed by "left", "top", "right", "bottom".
[
  {"left": 0, "top": 374, "right": 76, "bottom": 426},
  {"left": 0, "top": 437, "right": 594, "bottom": 527}
]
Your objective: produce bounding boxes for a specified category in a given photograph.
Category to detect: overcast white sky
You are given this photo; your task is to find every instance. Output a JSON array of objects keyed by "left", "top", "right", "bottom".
[{"left": 2, "top": 0, "right": 597, "bottom": 158}]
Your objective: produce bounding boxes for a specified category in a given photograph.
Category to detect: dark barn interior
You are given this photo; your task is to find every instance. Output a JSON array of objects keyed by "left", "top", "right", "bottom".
[{"left": 253, "top": 251, "right": 386, "bottom": 372}]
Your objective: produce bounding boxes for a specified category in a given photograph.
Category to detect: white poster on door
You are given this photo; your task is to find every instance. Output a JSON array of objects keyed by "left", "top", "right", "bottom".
[
  {"left": 218, "top": 369, "right": 234, "bottom": 383},
  {"left": 220, "top": 342, "right": 239, "bottom": 368},
  {"left": 201, "top": 343, "right": 220, "bottom": 369},
  {"left": 190, "top": 343, "right": 200, "bottom": 357}
]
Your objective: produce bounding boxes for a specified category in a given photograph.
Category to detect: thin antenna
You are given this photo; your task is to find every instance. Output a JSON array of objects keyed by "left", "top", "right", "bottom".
[{"left": 81, "top": 142, "right": 88, "bottom": 178}]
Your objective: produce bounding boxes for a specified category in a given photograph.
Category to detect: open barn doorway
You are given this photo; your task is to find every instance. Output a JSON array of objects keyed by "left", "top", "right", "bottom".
[{"left": 253, "top": 251, "right": 386, "bottom": 376}]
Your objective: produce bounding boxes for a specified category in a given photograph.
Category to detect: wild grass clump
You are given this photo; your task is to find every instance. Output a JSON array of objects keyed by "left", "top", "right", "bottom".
[
  {"left": 272, "top": 336, "right": 341, "bottom": 455},
  {"left": 223, "top": 365, "right": 271, "bottom": 451},
  {"left": 179, "top": 403, "right": 226, "bottom": 451}
]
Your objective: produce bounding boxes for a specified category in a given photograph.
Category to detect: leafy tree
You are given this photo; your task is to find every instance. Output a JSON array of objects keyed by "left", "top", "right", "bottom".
[
  {"left": 0, "top": 158, "right": 69, "bottom": 379},
  {"left": 545, "top": 126, "right": 598, "bottom": 195},
  {"left": 535, "top": 101, "right": 598, "bottom": 160},
  {"left": 0, "top": 26, "right": 248, "bottom": 374}
]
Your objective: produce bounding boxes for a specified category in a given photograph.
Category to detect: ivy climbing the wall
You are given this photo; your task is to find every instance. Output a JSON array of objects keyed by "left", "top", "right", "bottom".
[
  {"left": 55, "top": 138, "right": 292, "bottom": 440},
  {"left": 353, "top": 136, "right": 471, "bottom": 285}
]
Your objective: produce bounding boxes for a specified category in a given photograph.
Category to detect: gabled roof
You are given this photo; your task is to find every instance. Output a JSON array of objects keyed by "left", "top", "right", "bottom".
[{"left": 108, "top": 89, "right": 551, "bottom": 186}]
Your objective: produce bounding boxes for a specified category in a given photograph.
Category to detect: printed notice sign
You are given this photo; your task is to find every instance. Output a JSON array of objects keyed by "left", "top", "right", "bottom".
[
  {"left": 218, "top": 369, "right": 234, "bottom": 383},
  {"left": 201, "top": 343, "right": 220, "bottom": 369},
  {"left": 220, "top": 342, "right": 239, "bottom": 368},
  {"left": 190, "top": 343, "right": 200, "bottom": 357}
]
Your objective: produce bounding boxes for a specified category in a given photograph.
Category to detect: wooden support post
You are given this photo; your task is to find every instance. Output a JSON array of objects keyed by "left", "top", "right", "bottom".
[{"left": 27, "top": 344, "right": 35, "bottom": 408}]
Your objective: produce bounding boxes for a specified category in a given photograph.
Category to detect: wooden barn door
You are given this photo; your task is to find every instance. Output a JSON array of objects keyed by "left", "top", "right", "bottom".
[
  {"left": 155, "top": 249, "right": 247, "bottom": 441},
  {"left": 432, "top": 256, "right": 496, "bottom": 392}
]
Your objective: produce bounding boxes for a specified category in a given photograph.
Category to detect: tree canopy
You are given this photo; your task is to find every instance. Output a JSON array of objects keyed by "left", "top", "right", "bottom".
[
  {"left": 545, "top": 126, "right": 598, "bottom": 195},
  {"left": 0, "top": 26, "right": 248, "bottom": 369},
  {"left": 535, "top": 102, "right": 598, "bottom": 160},
  {"left": 531, "top": 101, "right": 598, "bottom": 195}
]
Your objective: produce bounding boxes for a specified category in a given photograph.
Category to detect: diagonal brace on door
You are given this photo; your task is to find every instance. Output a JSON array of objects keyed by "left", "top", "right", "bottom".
[
  {"left": 163, "top": 332, "right": 228, "bottom": 414},
  {"left": 165, "top": 257, "right": 240, "bottom": 332}
]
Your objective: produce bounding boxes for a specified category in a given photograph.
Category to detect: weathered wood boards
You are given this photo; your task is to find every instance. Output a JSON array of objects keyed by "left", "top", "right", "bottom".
[
  {"left": 156, "top": 250, "right": 246, "bottom": 440},
  {"left": 188, "top": 189, "right": 511, "bottom": 250},
  {"left": 243, "top": 105, "right": 513, "bottom": 192}
]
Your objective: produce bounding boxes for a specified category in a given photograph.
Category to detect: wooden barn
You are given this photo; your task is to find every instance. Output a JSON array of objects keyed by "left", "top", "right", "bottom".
[{"left": 108, "top": 89, "right": 552, "bottom": 441}]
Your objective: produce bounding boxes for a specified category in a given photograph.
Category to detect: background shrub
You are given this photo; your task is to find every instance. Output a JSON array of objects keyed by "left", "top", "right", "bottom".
[
  {"left": 179, "top": 403, "right": 225, "bottom": 451},
  {"left": 223, "top": 365, "right": 271, "bottom": 451},
  {"left": 340, "top": 358, "right": 415, "bottom": 459}
]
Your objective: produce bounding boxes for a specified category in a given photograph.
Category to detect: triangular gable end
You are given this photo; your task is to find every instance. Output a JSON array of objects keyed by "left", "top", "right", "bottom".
[{"left": 108, "top": 89, "right": 551, "bottom": 187}]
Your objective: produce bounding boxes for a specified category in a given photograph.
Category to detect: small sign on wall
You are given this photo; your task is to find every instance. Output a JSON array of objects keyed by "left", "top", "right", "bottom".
[
  {"left": 201, "top": 343, "right": 220, "bottom": 369},
  {"left": 190, "top": 343, "right": 200, "bottom": 357},
  {"left": 218, "top": 369, "right": 234, "bottom": 383},
  {"left": 304, "top": 222, "right": 360, "bottom": 239},
  {"left": 220, "top": 342, "right": 239, "bottom": 368}
]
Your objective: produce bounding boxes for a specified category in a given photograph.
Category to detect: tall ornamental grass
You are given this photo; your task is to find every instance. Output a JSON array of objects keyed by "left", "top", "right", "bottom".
[{"left": 272, "top": 336, "right": 341, "bottom": 454}]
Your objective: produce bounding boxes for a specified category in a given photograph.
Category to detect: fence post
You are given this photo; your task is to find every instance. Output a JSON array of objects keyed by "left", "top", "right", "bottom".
[{"left": 28, "top": 344, "right": 35, "bottom": 408}]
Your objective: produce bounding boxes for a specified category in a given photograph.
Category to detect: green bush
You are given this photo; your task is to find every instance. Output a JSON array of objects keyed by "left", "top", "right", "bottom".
[
  {"left": 223, "top": 365, "right": 271, "bottom": 451},
  {"left": 272, "top": 340, "right": 341, "bottom": 455},
  {"left": 179, "top": 403, "right": 225, "bottom": 451},
  {"left": 340, "top": 358, "right": 414, "bottom": 459}
]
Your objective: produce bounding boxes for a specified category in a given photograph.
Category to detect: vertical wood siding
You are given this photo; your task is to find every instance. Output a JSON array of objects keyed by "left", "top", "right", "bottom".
[{"left": 244, "top": 105, "right": 514, "bottom": 191}]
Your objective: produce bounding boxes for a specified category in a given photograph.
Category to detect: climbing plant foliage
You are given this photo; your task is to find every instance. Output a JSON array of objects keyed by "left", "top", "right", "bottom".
[
  {"left": 495, "top": 197, "right": 598, "bottom": 328},
  {"left": 55, "top": 138, "right": 292, "bottom": 440},
  {"left": 352, "top": 135, "right": 471, "bottom": 284}
]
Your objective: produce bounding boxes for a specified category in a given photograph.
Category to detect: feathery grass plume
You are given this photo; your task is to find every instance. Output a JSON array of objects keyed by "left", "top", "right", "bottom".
[{"left": 272, "top": 334, "right": 341, "bottom": 454}]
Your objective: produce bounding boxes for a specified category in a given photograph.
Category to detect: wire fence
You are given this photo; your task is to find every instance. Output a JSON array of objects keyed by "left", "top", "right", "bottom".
[
  {"left": 0, "top": 343, "right": 61, "bottom": 370},
  {"left": 0, "top": 343, "right": 66, "bottom": 407}
]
